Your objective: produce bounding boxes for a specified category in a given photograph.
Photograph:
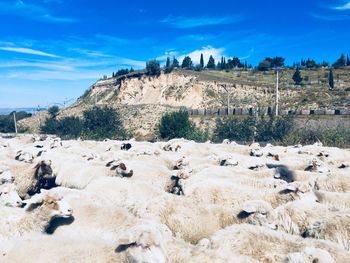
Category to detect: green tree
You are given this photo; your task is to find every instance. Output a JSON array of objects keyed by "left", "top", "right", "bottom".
[
  {"left": 181, "top": 56, "right": 193, "bottom": 69},
  {"left": 207, "top": 55, "right": 216, "bottom": 69},
  {"left": 172, "top": 57, "right": 179, "bottom": 68},
  {"left": 328, "top": 69, "right": 334, "bottom": 90},
  {"left": 158, "top": 110, "right": 207, "bottom": 141},
  {"left": 257, "top": 59, "right": 272, "bottom": 71},
  {"left": 346, "top": 54, "right": 350, "bottom": 66},
  {"left": 146, "top": 60, "right": 161, "bottom": 76},
  {"left": 305, "top": 58, "right": 318, "bottom": 69},
  {"left": 292, "top": 68, "right": 303, "bottom": 85},
  {"left": 271, "top": 57, "right": 285, "bottom": 68},
  {"left": 213, "top": 116, "right": 257, "bottom": 142},
  {"left": 200, "top": 53, "right": 204, "bottom": 68},
  {"left": 48, "top": 106, "right": 59, "bottom": 118},
  {"left": 333, "top": 54, "right": 346, "bottom": 68},
  {"left": 164, "top": 57, "right": 173, "bottom": 73},
  {"left": 83, "top": 106, "right": 123, "bottom": 140}
]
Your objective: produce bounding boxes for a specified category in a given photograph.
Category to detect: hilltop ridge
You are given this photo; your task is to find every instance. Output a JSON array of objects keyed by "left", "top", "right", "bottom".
[{"left": 19, "top": 67, "right": 350, "bottom": 138}]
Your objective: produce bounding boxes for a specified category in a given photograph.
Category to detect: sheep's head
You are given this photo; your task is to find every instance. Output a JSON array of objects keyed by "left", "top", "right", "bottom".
[
  {"left": 110, "top": 162, "right": 133, "bottom": 178},
  {"left": 285, "top": 247, "right": 335, "bottom": 263},
  {"left": 237, "top": 200, "right": 276, "bottom": 229},
  {"left": 0, "top": 170, "right": 15, "bottom": 184},
  {"left": 25, "top": 192, "right": 73, "bottom": 219},
  {"left": 278, "top": 183, "right": 318, "bottom": 203},
  {"left": 115, "top": 222, "right": 168, "bottom": 263},
  {"left": 15, "top": 151, "right": 34, "bottom": 163},
  {"left": 0, "top": 184, "right": 23, "bottom": 207},
  {"left": 34, "top": 160, "right": 54, "bottom": 180}
]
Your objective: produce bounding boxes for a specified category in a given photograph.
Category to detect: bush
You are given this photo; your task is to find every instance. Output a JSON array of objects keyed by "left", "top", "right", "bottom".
[
  {"left": 146, "top": 60, "right": 161, "bottom": 76},
  {"left": 283, "top": 126, "right": 350, "bottom": 148},
  {"left": 41, "top": 106, "right": 125, "bottom": 140},
  {"left": 48, "top": 106, "right": 60, "bottom": 118},
  {"left": 0, "top": 111, "right": 32, "bottom": 133},
  {"left": 213, "top": 116, "right": 294, "bottom": 143},
  {"left": 41, "top": 117, "right": 83, "bottom": 139},
  {"left": 82, "top": 106, "right": 123, "bottom": 140},
  {"left": 214, "top": 116, "right": 257, "bottom": 142},
  {"left": 159, "top": 110, "right": 208, "bottom": 142}
]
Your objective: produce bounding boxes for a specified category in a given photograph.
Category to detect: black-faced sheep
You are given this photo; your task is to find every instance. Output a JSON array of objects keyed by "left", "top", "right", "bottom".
[
  {"left": 106, "top": 161, "right": 133, "bottom": 178},
  {"left": 167, "top": 176, "right": 184, "bottom": 195},
  {"left": 121, "top": 143, "right": 132, "bottom": 151},
  {"left": 13, "top": 160, "right": 57, "bottom": 199}
]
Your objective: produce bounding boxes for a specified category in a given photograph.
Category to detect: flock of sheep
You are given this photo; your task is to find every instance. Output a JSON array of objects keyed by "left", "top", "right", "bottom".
[{"left": 0, "top": 134, "right": 349, "bottom": 262}]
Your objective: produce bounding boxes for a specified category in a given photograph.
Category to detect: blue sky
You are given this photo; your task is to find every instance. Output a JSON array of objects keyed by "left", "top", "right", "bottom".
[{"left": 0, "top": 0, "right": 350, "bottom": 107}]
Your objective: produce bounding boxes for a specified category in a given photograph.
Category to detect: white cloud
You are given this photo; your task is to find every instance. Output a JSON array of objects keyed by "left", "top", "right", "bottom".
[
  {"left": 311, "top": 13, "right": 350, "bottom": 21},
  {"left": 0, "top": 47, "right": 59, "bottom": 57},
  {"left": 178, "top": 46, "right": 225, "bottom": 65},
  {"left": 0, "top": 0, "right": 76, "bottom": 23},
  {"left": 161, "top": 15, "right": 241, "bottom": 28},
  {"left": 334, "top": 1, "right": 350, "bottom": 10}
]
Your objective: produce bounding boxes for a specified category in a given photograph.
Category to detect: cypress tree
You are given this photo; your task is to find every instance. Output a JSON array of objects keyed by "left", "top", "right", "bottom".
[
  {"left": 172, "top": 57, "right": 179, "bottom": 68},
  {"left": 165, "top": 57, "right": 172, "bottom": 73},
  {"left": 166, "top": 57, "right": 171, "bottom": 68},
  {"left": 207, "top": 55, "right": 216, "bottom": 69},
  {"left": 292, "top": 68, "right": 303, "bottom": 85},
  {"left": 200, "top": 53, "right": 204, "bottom": 68},
  {"left": 347, "top": 54, "right": 350, "bottom": 66},
  {"left": 181, "top": 56, "right": 193, "bottom": 69},
  {"left": 328, "top": 69, "right": 334, "bottom": 90}
]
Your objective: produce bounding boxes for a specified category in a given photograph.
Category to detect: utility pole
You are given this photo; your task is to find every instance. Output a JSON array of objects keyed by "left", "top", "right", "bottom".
[
  {"left": 223, "top": 86, "right": 230, "bottom": 114},
  {"left": 13, "top": 112, "right": 18, "bottom": 135},
  {"left": 275, "top": 69, "right": 279, "bottom": 116}
]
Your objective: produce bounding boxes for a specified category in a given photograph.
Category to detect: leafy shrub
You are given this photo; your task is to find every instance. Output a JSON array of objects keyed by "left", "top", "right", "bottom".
[
  {"left": 0, "top": 111, "right": 32, "bottom": 133},
  {"left": 159, "top": 110, "right": 208, "bottom": 142},
  {"left": 41, "top": 117, "right": 83, "bottom": 139},
  {"left": 82, "top": 106, "right": 123, "bottom": 140},
  {"left": 283, "top": 126, "right": 350, "bottom": 148},
  {"left": 41, "top": 118, "right": 60, "bottom": 135},
  {"left": 214, "top": 116, "right": 257, "bottom": 142},
  {"left": 146, "top": 60, "right": 161, "bottom": 76},
  {"left": 48, "top": 106, "right": 60, "bottom": 118},
  {"left": 41, "top": 106, "right": 125, "bottom": 140},
  {"left": 213, "top": 116, "right": 294, "bottom": 143}
]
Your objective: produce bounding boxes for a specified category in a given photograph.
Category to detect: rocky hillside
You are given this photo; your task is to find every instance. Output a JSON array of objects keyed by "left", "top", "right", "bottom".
[
  {"left": 78, "top": 67, "right": 350, "bottom": 109},
  {"left": 19, "top": 67, "right": 350, "bottom": 138}
]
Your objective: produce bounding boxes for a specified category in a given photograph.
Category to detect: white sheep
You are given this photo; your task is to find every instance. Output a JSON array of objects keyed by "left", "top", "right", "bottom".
[
  {"left": 284, "top": 246, "right": 336, "bottom": 263},
  {"left": 208, "top": 224, "right": 350, "bottom": 263},
  {"left": 304, "top": 211, "right": 350, "bottom": 251},
  {"left": 0, "top": 170, "right": 14, "bottom": 184},
  {"left": 315, "top": 172, "right": 350, "bottom": 192},
  {"left": 314, "top": 190, "right": 350, "bottom": 209},
  {"left": 0, "top": 191, "right": 72, "bottom": 239},
  {"left": 0, "top": 183, "right": 23, "bottom": 207}
]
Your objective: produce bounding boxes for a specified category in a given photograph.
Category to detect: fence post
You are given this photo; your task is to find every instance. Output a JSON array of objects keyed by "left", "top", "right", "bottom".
[{"left": 13, "top": 112, "right": 18, "bottom": 135}]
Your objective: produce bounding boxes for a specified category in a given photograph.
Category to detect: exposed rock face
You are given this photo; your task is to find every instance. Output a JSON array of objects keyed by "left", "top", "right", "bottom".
[
  {"left": 84, "top": 71, "right": 282, "bottom": 109},
  {"left": 18, "top": 68, "right": 350, "bottom": 138}
]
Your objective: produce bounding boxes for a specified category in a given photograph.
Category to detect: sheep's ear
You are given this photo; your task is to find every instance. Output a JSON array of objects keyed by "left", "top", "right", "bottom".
[
  {"left": 25, "top": 195, "right": 44, "bottom": 211},
  {"left": 241, "top": 203, "right": 258, "bottom": 214},
  {"left": 286, "top": 184, "right": 297, "bottom": 192}
]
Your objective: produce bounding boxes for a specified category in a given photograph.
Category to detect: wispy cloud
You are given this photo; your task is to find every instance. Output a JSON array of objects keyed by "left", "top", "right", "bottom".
[
  {"left": 311, "top": 13, "right": 350, "bottom": 21},
  {"left": 160, "top": 15, "right": 241, "bottom": 28},
  {"left": 333, "top": 1, "right": 350, "bottom": 10},
  {"left": 0, "top": 47, "right": 59, "bottom": 57},
  {"left": 0, "top": 0, "right": 76, "bottom": 23},
  {"left": 177, "top": 46, "right": 225, "bottom": 65}
]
